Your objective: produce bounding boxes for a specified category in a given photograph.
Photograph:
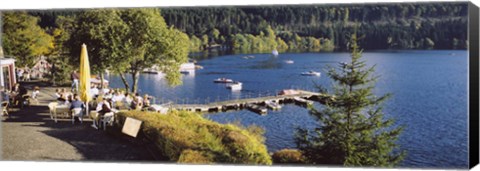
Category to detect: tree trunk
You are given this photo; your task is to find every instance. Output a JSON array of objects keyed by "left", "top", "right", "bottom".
[
  {"left": 119, "top": 73, "right": 130, "bottom": 93},
  {"left": 100, "top": 72, "right": 105, "bottom": 90},
  {"left": 131, "top": 71, "right": 139, "bottom": 93}
]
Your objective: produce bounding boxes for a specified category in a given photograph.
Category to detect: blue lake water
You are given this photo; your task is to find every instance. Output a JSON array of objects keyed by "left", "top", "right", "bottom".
[{"left": 105, "top": 50, "right": 468, "bottom": 168}]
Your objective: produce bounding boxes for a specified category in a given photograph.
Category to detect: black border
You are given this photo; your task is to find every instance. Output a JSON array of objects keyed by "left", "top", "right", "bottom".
[{"left": 469, "top": 1, "right": 479, "bottom": 169}]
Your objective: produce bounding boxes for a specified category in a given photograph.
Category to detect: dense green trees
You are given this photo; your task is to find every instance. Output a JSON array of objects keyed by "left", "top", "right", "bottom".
[
  {"left": 161, "top": 3, "right": 467, "bottom": 51},
  {"left": 67, "top": 9, "right": 130, "bottom": 88},
  {"left": 295, "top": 33, "right": 405, "bottom": 166},
  {"left": 65, "top": 8, "right": 189, "bottom": 92},
  {"left": 26, "top": 3, "right": 467, "bottom": 53},
  {"left": 2, "top": 12, "right": 54, "bottom": 67},
  {"left": 3, "top": 9, "right": 190, "bottom": 92}
]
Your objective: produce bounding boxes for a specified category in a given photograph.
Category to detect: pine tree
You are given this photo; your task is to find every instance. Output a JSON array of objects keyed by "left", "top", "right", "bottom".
[{"left": 295, "top": 32, "right": 405, "bottom": 167}]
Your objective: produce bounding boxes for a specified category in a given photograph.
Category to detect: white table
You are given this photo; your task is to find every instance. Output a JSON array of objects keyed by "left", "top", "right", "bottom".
[{"left": 54, "top": 105, "right": 71, "bottom": 123}]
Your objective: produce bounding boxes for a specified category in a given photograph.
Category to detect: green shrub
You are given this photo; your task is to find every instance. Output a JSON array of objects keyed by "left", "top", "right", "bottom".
[
  {"left": 271, "top": 149, "right": 305, "bottom": 164},
  {"left": 113, "top": 110, "right": 272, "bottom": 165},
  {"left": 178, "top": 150, "right": 214, "bottom": 164}
]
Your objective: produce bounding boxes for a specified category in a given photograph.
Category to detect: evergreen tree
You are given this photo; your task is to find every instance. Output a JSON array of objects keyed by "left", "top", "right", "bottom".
[{"left": 295, "top": 32, "right": 405, "bottom": 167}]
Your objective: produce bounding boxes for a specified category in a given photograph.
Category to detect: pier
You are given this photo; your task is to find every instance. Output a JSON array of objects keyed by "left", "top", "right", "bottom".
[{"left": 168, "top": 90, "right": 332, "bottom": 114}]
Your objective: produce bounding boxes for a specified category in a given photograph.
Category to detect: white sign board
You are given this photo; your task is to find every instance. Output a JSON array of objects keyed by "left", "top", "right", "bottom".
[{"left": 121, "top": 117, "right": 142, "bottom": 138}]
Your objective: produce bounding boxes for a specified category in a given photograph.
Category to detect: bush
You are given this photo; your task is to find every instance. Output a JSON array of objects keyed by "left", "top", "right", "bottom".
[
  {"left": 113, "top": 110, "right": 272, "bottom": 165},
  {"left": 178, "top": 150, "right": 214, "bottom": 164},
  {"left": 272, "top": 149, "right": 305, "bottom": 164}
]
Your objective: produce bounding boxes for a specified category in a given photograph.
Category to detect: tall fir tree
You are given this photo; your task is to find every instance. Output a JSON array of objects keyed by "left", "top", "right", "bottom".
[{"left": 295, "top": 32, "right": 405, "bottom": 167}]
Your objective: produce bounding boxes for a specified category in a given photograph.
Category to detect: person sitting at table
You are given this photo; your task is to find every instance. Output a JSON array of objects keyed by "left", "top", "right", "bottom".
[
  {"left": 57, "top": 89, "right": 67, "bottom": 104},
  {"left": 70, "top": 94, "right": 85, "bottom": 123},
  {"left": 0, "top": 86, "right": 10, "bottom": 105},
  {"left": 104, "top": 90, "right": 113, "bottom": 100},
  {"left": 90, "top": 85, "right": 99, "bottom": 97},
  {"left": 124, "top": 93, "right": 133, "bottom": 108},
  {"left": 62, "top": 88, "right": 73, "bottom": 100},
  {"left": 130, "top": 93, "right": 143, "bottom": 110},
  {"left": 12, "top": 83, "right": 27, "bottom": 107},
  {"left": 111, "top": 90, "right": 125, "bottom": 108},
  {"left": 66, "top": 94, "right": 74, "bottom": 104},
  {"left": 92, "top": 96, "right": 113, "bottom": 129},
  {"left": 54, "top": 89, "right": 61, "bottom": 99},
  {"left": 143, "top": 94, "right": 151, "bottom": 108}
]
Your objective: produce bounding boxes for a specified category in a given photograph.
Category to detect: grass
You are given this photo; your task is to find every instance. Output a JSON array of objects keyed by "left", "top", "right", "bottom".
[{"left": 113, "top": 110, "right": 272, "bottom": 165}]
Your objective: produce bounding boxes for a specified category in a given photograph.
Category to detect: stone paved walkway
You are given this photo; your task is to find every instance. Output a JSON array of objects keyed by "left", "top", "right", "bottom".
[{"left": 1, "top": 81, "right": 154, "bottom": 162}]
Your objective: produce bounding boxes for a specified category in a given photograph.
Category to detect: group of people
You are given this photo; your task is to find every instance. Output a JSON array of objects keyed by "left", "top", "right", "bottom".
[
  {"left": 17, "top": 68, "right": 32, "bottom": 82},
  {"left": 0, "top": 83, "right": 36, "bottom": 109},
  {"left": 55, "top": 84, "right": 154, "bottom": 127},
  {"left": 92, "top": 90, "right": 153, "bottom": 111}
]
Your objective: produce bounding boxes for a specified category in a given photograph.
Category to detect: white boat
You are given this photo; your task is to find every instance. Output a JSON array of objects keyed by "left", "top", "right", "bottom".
[
  {"left": 284, "top": 60, "right": 294, "bottom": 64},
  {"left": 272, "top": 49, "right": 279, "bottom": 56},
  {"left": 301, "top": 70, "right": 321, "bottom": 76},
  {"left": 213, "top": 78, "right": 234, "bottom": 83},
  {"left": 242, "top": 55, "right": 255, "bottom": 59},
  {"left": 265, "top": 100, "right": 282, "bottom": 110},
  {"left": 226, "top": 81, "right": 242, "bottom": 91}
]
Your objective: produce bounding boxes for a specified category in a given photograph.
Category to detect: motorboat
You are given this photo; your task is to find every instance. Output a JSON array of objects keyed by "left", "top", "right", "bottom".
[
  {"left": 213, "top": 78, "right": 234, "bottom": 83},
  {"left": 301, "top": 70, "right": 321, "bottom": 76},
  {"left": 265, "top": 100, "right": 282, "bottom": 110},
  {"left": 226, "top": 81, "right": 242, "bottom": 91},
  {"left": 246, "top": 103, "right": 267, "bottom": 115},
  {"left": 284, "top": 60, "right": 294, "bottom": 64}
]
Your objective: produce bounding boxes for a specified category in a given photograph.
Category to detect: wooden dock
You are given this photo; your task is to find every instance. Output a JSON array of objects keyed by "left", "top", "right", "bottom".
[{"left": 168, "top": 90, "right": 332, "bottom": 113}]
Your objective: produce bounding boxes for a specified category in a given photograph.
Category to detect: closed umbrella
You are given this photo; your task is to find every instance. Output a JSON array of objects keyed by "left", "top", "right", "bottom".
[{"left": 79, "top": 44, "right": 92, "bottom": 126}]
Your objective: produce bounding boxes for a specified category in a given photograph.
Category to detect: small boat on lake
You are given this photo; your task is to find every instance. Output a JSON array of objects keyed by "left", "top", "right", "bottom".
[
  {"left": 226, "top": 81, "right": 242, "bottom": 91},
  {"left": 301, "top": 70, "right": 321, "bottom": 76},
  {"left": 180, "top": 70, "right": 195, "bottom": 75},
  {"left": 246, "top": 103, "right": 267, "bottom": 115},
  {"left": 214, "top": 78, "right": 234, "bottom": 83},
  {"left": 265, "top": 100, "right": 282, "bottom": 110},
  {"left": 272, "top": 49, "right": 279, "bottom": 56},
  {"left": 285, "top": 60, "right": 294, "bottom": 64},
  {"left": 243, "top": 55, "right": 255, "bottom": 59}
]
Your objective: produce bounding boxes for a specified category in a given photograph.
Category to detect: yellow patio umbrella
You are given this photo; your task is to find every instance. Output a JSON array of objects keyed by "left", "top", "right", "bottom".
[{"left": 79, "top": 43, "right": 91, "bottom": 104}]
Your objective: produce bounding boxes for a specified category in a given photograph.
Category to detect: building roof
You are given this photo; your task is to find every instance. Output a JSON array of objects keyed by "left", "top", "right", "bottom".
[{"left": 0, "top": 58, "right": 15, "bottom": 65}]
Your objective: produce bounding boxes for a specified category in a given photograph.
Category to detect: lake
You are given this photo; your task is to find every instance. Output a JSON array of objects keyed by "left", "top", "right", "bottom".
[{"left": 105, "top": 50, "right": 468, "bottom": 168}]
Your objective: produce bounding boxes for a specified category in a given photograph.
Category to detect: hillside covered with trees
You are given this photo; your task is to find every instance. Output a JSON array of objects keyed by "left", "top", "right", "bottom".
[
  {"left": 161, "top": 3, "right": 468, "bottom": 51},
  {"left": 12, "top": 2, "right": 470, "bottom": 61}
]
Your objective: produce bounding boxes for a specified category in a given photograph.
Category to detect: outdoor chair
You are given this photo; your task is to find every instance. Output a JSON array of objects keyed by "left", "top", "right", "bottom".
[
  {"left": 47, "top": 102, "right": 58, "bottom": 121},
  {"left": 100, "top": 112, "right": 115, "bottom": 131},
  {"left": 2, "top": 101, "right": 9, "bottom": 116},
  {"left": 71, "top": 108, "right": 83, "bottom": 124}
]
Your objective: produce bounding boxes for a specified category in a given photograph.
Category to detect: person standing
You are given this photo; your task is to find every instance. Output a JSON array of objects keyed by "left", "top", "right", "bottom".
[
  {"left": 17, "top": 69, "right": 24, "bottom": 82},
  {"left": 71, "top": 70, "right": 79, "bottom": 92}
]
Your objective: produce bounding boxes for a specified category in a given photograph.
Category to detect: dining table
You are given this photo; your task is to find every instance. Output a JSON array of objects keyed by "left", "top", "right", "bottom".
[{"left": 53, "top": 104, "right": 71, "bottom": 123}]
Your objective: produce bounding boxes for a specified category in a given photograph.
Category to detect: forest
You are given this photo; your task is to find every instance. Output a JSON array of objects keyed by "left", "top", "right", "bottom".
[
  {"left": 21, "top": 2, "right": 469, "bottom": 55},
  {"left": 161, "top": 3, "right": 468, "bottom": 51}
]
